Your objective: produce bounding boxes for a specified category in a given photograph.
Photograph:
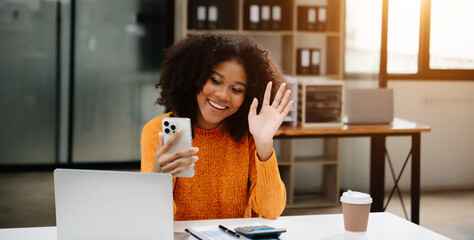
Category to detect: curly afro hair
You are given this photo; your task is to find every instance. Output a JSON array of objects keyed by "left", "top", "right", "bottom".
[{"left": 156, "top": 33, "right": 286, "bottom": 141}]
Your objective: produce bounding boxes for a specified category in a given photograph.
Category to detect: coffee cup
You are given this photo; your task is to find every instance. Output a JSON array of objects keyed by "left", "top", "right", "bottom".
[{"left": 340, "top": 190, "right": 372, "bottom": 232}]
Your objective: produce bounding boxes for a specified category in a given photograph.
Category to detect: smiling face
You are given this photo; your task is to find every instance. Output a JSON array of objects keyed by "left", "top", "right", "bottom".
[{"left": 196, "top": 60, "right": 247, "bottom": 130}]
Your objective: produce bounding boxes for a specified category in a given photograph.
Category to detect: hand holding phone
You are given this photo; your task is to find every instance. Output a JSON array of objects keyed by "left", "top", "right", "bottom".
[{"left": 152, "top": 117, "right": 197, "bottom": 177}]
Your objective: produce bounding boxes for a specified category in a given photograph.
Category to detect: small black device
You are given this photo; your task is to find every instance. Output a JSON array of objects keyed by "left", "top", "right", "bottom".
[{"left": 234, "top": 225, "right": 286, "bottom": 239}]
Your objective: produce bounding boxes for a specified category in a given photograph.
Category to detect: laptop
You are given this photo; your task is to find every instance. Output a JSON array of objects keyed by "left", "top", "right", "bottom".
[
  {"left": 54, "top": 169, "right": 173, "bottom": 240},
  {"left": 345, "top": 88, "right": 394, "bottom": 124}
]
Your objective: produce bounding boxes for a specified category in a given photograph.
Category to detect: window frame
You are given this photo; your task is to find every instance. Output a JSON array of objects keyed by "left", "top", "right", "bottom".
[{"left": 378, "top": 0, "right": 474, "bottom": 87}]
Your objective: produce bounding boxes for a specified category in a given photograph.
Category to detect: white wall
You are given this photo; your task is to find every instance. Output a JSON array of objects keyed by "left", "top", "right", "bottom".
[{"left": 340, "top": 80, "right": 474, "bottom": 192}]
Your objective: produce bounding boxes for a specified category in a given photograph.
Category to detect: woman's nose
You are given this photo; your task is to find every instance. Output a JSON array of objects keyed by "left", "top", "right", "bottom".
[{"left": 215, "top": 87, "right": 230, "bottom": 100}]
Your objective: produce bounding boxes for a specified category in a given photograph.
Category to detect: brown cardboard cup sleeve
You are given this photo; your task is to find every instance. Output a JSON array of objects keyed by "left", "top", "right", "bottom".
[{"left": 340, "top": 190, "right": 373, "bottom": 232}]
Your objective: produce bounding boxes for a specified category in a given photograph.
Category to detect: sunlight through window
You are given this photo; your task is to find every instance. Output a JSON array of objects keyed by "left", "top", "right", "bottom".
[
  {"left": 430, "top": 0, "right": 474, "bottom": 69},
  {"left": 345, "top": 0, "right": 382, "bottom": 74},
  {"left": 387, "top": 0, "right": 421, "bottom": 74}
]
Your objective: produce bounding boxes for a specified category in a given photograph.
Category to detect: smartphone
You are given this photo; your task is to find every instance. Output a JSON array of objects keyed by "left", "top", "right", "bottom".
[{"left": 161, "top": 117, "right": 195, "bottom": 178}]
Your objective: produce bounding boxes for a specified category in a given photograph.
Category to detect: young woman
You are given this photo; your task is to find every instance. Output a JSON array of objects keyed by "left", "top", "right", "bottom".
[{"left": 141, "top": 33, "right": 293, "bottom": 221}]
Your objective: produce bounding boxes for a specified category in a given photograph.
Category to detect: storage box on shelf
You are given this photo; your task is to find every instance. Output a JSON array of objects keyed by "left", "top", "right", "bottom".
[
  {"left": 175, "top": 0, "right": 345, "bottom": 208},
  {"left": 297, "top": 78, "right": 344, "bottom": 128}
]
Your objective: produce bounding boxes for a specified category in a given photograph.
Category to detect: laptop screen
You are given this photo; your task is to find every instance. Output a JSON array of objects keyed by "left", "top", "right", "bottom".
[
  {"left": 345, "top": 88, "right": 394, "bottom": 124},
  {"left": 54, "top": 169, "right": 173, "bottom": 240}
]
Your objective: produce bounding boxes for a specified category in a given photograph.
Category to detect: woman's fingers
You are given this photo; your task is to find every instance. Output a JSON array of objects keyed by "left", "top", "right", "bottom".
[
  {"left": 161, "top": 155, "right": 198, "bottom": 174},
  {"left": 169, "top": 163, "right": 195, "bottom": 177},
  {"left": 276, "top": 89, "right": 292, "bottom": 113},
  {"left": 281, "top": 100, "right": 294, "bottom": 119},
  {"left": 154, "top": 132, "right": 165, "bottom": 159},
  {"left": 159, "top": 128, "right": 182, "bottom": 153},
  {"left": 271, "top": 83, "right": 286, "bottom": 108},
  {"left": 264, "top": 82, "right": 292, "bottom": 114},
  {"left": 158, "top": 132, "right": 164, "bottom": 148},
  {"left": 158, "top": 146, "right": 198, "bottom": 167},
  {"left": 262, "top": 81, "right": 272, "bottom": 107},
  {"left": 157, "top": 144, "right": 199, "bottom": 173},
  {"left": 154, "top": 129, "right": 199, "bottom": 175},
  {"left": 173, "top": 147, "right": 199, "bottom": 160},
  {"left": 248, "top": 98, "right": 258, "bottom": 119}
]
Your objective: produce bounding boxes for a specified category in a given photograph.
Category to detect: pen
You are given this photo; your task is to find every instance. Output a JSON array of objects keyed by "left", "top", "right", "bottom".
[
  {"left": 184, "top": 228, "right": 202, "bottom": 240},
  {"left": 219, "top": 225, "right": 244, "bottom": 239},
  {"left": 185, "top": 229, "right": 204, "bottom": 240}
]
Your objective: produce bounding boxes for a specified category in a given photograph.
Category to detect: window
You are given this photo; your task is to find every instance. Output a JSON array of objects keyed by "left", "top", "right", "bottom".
[
  {"left": 378, "top": 0, "right": 473, "bottom": 86},
  {"left": 429, "top": 0, "right": 474, "bottom": 69},
  {"left": 345, "top": 0, "right": 382, "bottom": 74},
  {"left": 386, "top": 0, "right": 420, "bottom": 74}
]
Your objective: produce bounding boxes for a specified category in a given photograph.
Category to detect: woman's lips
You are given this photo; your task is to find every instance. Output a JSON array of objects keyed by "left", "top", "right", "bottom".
[{"left": 208, "top": 99, "right": 228, "bottom": 110}]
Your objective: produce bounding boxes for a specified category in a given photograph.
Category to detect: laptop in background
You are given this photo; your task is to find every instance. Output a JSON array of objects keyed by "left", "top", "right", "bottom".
[
  {"left": 345, "top": 88, "right": 394, "bottom": 124},
  {"left": 54, "top": 169, "right": 173, "bottom": 240}
]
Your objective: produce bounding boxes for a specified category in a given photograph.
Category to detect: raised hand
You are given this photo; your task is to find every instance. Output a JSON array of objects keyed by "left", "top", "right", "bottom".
[
  {"left": 152, "top": 129, "right": 199, "bottom": 176},
  {"left": 248, "top": 82, "right": 293, "bottom": 161}
]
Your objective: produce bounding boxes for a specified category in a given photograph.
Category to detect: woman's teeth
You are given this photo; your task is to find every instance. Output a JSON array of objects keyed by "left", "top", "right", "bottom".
[{"left": 208, "top": 100, "right": 226, "bottom": 110}]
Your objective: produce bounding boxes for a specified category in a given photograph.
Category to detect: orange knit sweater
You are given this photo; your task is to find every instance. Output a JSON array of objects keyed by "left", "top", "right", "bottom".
[{"left": 141, "top": 113, "right": 286, "bottom": 221}]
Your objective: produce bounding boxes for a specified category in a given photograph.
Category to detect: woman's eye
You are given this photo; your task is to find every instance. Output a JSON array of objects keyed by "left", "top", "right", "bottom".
[
  {"left": 210, "top": 77, "right": 220, "bottom": 84},
  {"left": 232, "top": 88, "right": 244, "bottom": 93}
]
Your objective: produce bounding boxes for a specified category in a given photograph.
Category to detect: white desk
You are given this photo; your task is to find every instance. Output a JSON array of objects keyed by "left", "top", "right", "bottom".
[{"left": 0, "top": 213, "right": 449, "bottom": 240}]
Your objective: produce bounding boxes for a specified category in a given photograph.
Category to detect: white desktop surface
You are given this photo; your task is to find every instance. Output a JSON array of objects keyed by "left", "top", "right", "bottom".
[{"left": 0, "top": 213, "right": 449, "bottom": 240}]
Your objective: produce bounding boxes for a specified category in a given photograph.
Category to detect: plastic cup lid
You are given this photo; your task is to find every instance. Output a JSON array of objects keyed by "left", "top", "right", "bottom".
[{"left": 340, "top": 190, "right": 373, "bottom": 204}]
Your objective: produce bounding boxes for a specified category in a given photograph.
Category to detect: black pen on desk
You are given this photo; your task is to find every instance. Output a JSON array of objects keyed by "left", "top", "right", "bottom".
[
  {"left": 185, "top": 229, "right": 204, "bottom": 240},
  {"left": 219, "top": 225, "right": 244, "bottom": 239}
]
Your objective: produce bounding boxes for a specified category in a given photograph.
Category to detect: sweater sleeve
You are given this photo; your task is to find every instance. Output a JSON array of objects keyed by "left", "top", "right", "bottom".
[
  {"left": 140, "top": 113, "right": 171, "bottom": 172},
  {"left": 248, "top": 138, "right": 286, "bottom": 219},
  {"left": 140, "top": 119, "right": 157, "bottom": 173}
]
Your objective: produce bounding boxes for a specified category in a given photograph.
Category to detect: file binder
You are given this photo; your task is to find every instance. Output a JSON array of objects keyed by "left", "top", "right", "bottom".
[
  {"left": 298, "top": 5, "right": 328, "bottom": 32},
  {"left": 297, "top": 49, "right": 311, "bottom": 75},
  {"left": 249, "top": 4, "right": 260, "bottom": 30},
  {"left": 307, "top": 7, "right": 317, "bottom": 31},
  {"left": 317, "top": 7, "right": 327, "bottom": 31},
  {"left": 311, "top": 49, "right": 321, "bottom": 75},
  {"left": 188, "top": 0, "right": 207, "bottom": 30},
  {"left": 298, "top": 6, "right": 317, "bottom": 31},
  {"left": 261, "top": 5, "right": 271, "bottom": 30},
  {"left": 271, "top": 5, "right": 281, "bottom": 30},
  {"left": 208, "top": 5, "right": 218, "bottom": 30},
  {"left": 198, "top": 6, "right": 207, "bottom": 29}
]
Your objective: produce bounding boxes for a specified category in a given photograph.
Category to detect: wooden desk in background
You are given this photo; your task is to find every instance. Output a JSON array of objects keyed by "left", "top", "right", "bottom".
[{"left": 275, "top": 118, "right": 431, "bottom": 224}]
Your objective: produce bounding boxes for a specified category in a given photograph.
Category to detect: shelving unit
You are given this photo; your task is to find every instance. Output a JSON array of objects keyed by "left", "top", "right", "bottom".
[
  {"left": 277, "top": 137, "right": 340, "bottom": 208},
  {"left": 175, "top": 0, "right": 345, "bottom": 208}
]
